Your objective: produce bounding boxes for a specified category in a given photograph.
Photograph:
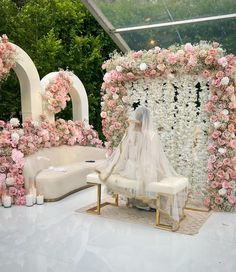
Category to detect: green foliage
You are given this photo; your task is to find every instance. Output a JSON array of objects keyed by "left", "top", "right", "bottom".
[{"left": 0, "top": 0, "right": 118, "bottom": 138}]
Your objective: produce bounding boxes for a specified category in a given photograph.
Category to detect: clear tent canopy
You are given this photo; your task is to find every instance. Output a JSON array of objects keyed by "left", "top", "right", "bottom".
[{"left": 81, "top": 0, "right": 236, "bottom": 53}]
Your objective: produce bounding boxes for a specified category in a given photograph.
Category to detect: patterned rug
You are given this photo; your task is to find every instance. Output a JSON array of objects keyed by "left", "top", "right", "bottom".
[{"left": 75, "top": 199, "right": 213, "bottom": 235}]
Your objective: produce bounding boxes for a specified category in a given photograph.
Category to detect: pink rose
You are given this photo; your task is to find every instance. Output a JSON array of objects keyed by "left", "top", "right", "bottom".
[
  {"left": 126, "top": 72, "right": 135, "bottom": 80},
  {"left": 216, "top": 170, "right": 225, "bottom": 179},
  {"left": 215, "top": 197, "right": 223, "bottom": 205},
  {"left": 167, "top": 53, "right": 177, "bottom": 64},
  {"left": 0, "top": 173, "right": 6, "bottom": 183},
  {"left": 218, "top": 138, "right": 226, "bottom": 146},
  {"left": 100, "top": 111, "right": 107, "bottom": 118},
  {"left": 209, "top": 155, "right": 216, "bottom": 163},
  {"left": 210, "top": 95, "right": 218, "bottom": 102},
  {"left": 222, "top": 131, "right": 231, "bottom": 139},
  {"left": 208, "top": 144, "right": 216, "bottom": 154},
  {"left": 215, "top": 71, "right": 224, "bottom": 79},
  {"left": 229, "top": 170, "right": 236, "bottom": 179},
  {"left": 203, "top": 197, "right": 210, "bottom": 207},
  {"left": 184, "top": 43, "right": 194, "bottom": 52},
  {"left": 228, "top": 124, "right": 235, "bottom": 133},
  {"left": 202, "top": 70, "right": 211, "bottom": 78},
  {"left": 227, "top": 195, "right": 236, "bottom": 205},
  {"left": 211, "top": 130, "right": 221, "bottom": 139},
  {"left": 229, "top": 139, "right": 236, "bottom": 149},
  {"left": 114, "top": 122, "right": 121, "bottom": 130},
  {"left": 217, "top": 57, "right": 228, "bottom": 67},
  {"left": 205, "top": 55, "right": 214, "bottom": 65},
  {"left": 222, "top": 181, "right": 231, "bottom": 189},
  {"left": 9, "top": 187, "right": 17, "bottom": 196},
  {"left": 223, "top": 158, "right": 231, "bottom": 166},
  {"left": 11, "top": 149, "right": 24, "bottom": 163},
  {"left": 211, "top": 181, "right": 219, "bottom": 188},
  {"left": 208, "top": 173, "right": 214, "bottom": 181}
]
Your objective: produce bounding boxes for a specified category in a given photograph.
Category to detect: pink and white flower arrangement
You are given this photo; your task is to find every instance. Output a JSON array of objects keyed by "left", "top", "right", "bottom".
[
  {"left": 100, "top": 41, "right": 236, "bottom": 211},
  {"left": 0, "top": 116, "right": 102, "bottom": 205},
  {"left": 0, "top": 34, "right": 17, "bottom": 81},
  {"left": 42, "top": 70, "right": 73, "bottom": 113}
]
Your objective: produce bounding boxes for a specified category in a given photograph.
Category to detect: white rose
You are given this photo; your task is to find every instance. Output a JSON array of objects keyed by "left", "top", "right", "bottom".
[
  {"left": 122, "top": 96, "right": 129, "bottom": 103},
  {"left": 100, "top": 102, "right": 105, "bottom": 107},
  {"left": 154, "top": 46, "right": 161, "bottom": 52},
  {"left": 116, "top": 65, "right": 123, "bottom": 72},
  {"left": 231, "top": 95, "right": 236, "bottom": 102},
  {"left": 218, "top": 188, "right": 227, "bottom": 196},
  {"left": 214, "top": 122, "right": 221, "bottom": 129},
  {"left": 10, "top": 118, "right": 20, "bottom": 127},
  {"left": 5, "top": 177, "right": 15, "bottom": 186},
  {"left": 221, "top": 77, "right": 229, "bottom": 86},
  {"left": 139, "top": 63, "right": 147, "bottom": 71},
  {"left": 112, "top": 93, "right": 119, "bottom": 100},
  {"left": 17, "top": 129, "right": 24, "bottom": 136},
  {"left": 11, "top": 132, "right": 20, "bottom": 143},
  {"left": 218, "top": 148, "right": 226, "bottom": 154},
  {"left": 221, "top": 109, "right": 229, "bottom": 115},
  {"left": 32, "top": 121, "right": 39, "bottom": 128}
]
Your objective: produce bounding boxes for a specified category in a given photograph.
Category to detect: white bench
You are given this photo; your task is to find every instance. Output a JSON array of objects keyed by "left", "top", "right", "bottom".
[
  {"left": 23, "top": 145, "right": 106, "bottom": 201},
  {"left": 86, "top": 172, "right": 188, "bottom": 231}
]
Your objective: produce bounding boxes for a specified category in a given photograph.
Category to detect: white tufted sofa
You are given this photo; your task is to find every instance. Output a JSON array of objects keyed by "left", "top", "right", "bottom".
[{"left": 23, "top": 145, "right": 106, "bottom": 201}]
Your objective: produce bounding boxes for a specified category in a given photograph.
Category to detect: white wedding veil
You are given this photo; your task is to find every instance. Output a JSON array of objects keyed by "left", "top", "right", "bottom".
[{"left": 96, "top": 106, "right": 187, "bottom": 221}]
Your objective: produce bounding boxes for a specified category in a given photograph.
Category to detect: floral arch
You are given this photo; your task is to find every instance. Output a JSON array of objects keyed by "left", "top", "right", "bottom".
[
  {"left": 41, "top": 71, "right": 89, "bottom": 122},
  {"left": 0, "top": 35, "right": 101, "bottom": 206},
  {"left": 100, "top": 42, "right": 236, "bottom": 211}
]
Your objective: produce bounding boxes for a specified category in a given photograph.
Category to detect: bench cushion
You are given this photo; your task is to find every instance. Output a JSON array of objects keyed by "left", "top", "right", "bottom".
[{"left": 146, "top": 177, "right": 188, "bottom": 195}]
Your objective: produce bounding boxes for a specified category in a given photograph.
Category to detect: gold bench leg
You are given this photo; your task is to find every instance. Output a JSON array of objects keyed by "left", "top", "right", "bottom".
[{"left": 86, "top": 183, "right": 118, "bottom": 215}]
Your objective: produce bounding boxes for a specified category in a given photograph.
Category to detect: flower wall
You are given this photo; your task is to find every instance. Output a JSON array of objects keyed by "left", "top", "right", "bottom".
[
  {"left": 101, "top": 42, "right": 236, "bottom": 211},
  {"left": 0, "top": 116, "right": 102, "bottom": 205}
]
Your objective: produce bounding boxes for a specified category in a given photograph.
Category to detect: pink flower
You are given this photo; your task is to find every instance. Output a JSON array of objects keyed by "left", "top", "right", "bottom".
[
  {"left": 229, "top": 170, "right": 236, "bottom": 179},
  {"left": 167, "top": 53, "right": 177, "bottom": 64},
  {"left": 216, "top": 170, "right": 225, "bottom": 179},
  {"left": 205, "top": 55, "right": 214, "bottom": 65},
  {"left": 203, "top": 197, "right": 210, "bottom": 207},
  {"left": 215, "top": 197, "right": 223, "bottom": 205},
  {"left": 8, "top": 187, "right": 17, "bottom": 196},
  {"left": 11, "top": 149, "right": 24, "bottom": 163},
  {"left": 211, "top": 181, "right": 219, "bottom": 188},
  {"left": 0, "top": 173, "right": 6, "bottom": 183},
  {"left": 228, "top": 124, "right": 235, "bottom": 133},
  {"left": 100, "top": 111, "right": 107, "bottom": 118},
  {"left": 222, "top": 181, "right": 231, "bottom": 189},
  {"left": 184, "top": 43, "right": 194, "bottom": 52},
  {"left": 217, "top": 57, "right": 228, "bottom": 67},
  {"left": 208, "top": 144, "right": 216, "bottom": 154},
  {"left": 208, "top": 173, "right": 214, "bottom": 181},
  {"left": 211, "top": 130, "right": 221, "bottom": 139},
  {"left": 202, "top": 70, "right": 211, "bottom": 78},
  {"left": 215, "top": 71, "right": 224, "bottom": 79},
  {"left": 209, "top": 155, "right": 216, "bottom": 163},
  {"left": 114, "top": 122, "right": 121, "bottom": 130},
  {"left": 229, "top": 139, "right": 236, "bottom": 149}
]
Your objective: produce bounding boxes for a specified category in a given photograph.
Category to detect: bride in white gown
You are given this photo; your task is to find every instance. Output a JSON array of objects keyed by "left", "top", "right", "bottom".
[{"left": 97, "top": 106, "right": 187, "bottom": 219}]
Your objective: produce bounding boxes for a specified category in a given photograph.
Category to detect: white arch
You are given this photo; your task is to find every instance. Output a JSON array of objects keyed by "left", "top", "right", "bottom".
[
  {"left": 11, "top": 43, "right": 43, "bottom": 121},
  {"left": 41, "top": 72, "right": 89, "bottom": 122}
]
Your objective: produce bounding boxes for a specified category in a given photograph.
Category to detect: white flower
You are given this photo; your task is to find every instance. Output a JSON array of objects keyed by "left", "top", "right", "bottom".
[
  {"left": 221, "top": 109, "right": 229, "bottom": 115},
  {"left": 214, "top": 122, "right": 221, "bottom": 129},
  {"left": 230, "top": 95, "right": 236, "bottom": 102},
  {"left": 116, "top": 65, "right": 123, "bottom": 72},
  {"left": 221, "top": 77, "right": 229, "bottom": 86},
  {"left": 11, "top": 132, "right": 20, "bottom": 143},
  {"left": 100, "top": 102, "right": 105, "bottom": 107},
  {"left": 218, "top": 148, "right": 226, "bottom": 154},
  {"left": 122, "top": 96, "right": 129, "bottom": 103},
  {"left": 32, "top": 121, "right": 39, "bottom": 128},
  {"left": 5, "top": 177, "right": 15, "bottom": 186},
  {"left": 139, "top": 63, "right": 147, "bottom": 71},
  {"left": 17, "top": 129, "right": 24, "bottom": 136},
  {"left": 184, "top": 43, "right": 194, "bottom": 52},
  {"left": 154, "top": 46, "right": 161, "bottom": 52},
  {"left": 112, "top": 93, "right": 119, "bottom": 100},
  {"left": 218, "top": 188, "right": 227, "bottom": 196},
  {"left": 10, "top": 118, "right": 20, "bottom": 127}
]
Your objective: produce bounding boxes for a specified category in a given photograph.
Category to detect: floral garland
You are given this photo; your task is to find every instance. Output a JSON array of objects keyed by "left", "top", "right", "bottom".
[
  {"left": 0, "top": 116, "right": 102, "bottom": 205},
  {"left": 100, "top": 41, "right": 236, "bottom": 211},
  {"left": 0, "top": 34, "right": 17, "bottom": 82},
  {"left": 42, "top": 70, "right": 73, "bottom": 113}
]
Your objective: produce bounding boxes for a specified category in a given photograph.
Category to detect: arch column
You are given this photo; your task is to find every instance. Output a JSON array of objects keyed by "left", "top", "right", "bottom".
[{"left": 12, "top": 43, "right": 43, "bottom": 121}]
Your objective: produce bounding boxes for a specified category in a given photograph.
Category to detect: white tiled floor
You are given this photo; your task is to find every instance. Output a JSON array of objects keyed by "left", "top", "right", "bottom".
[{"left": 0, "top": 186, "right": 236, "bottom": 272}]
